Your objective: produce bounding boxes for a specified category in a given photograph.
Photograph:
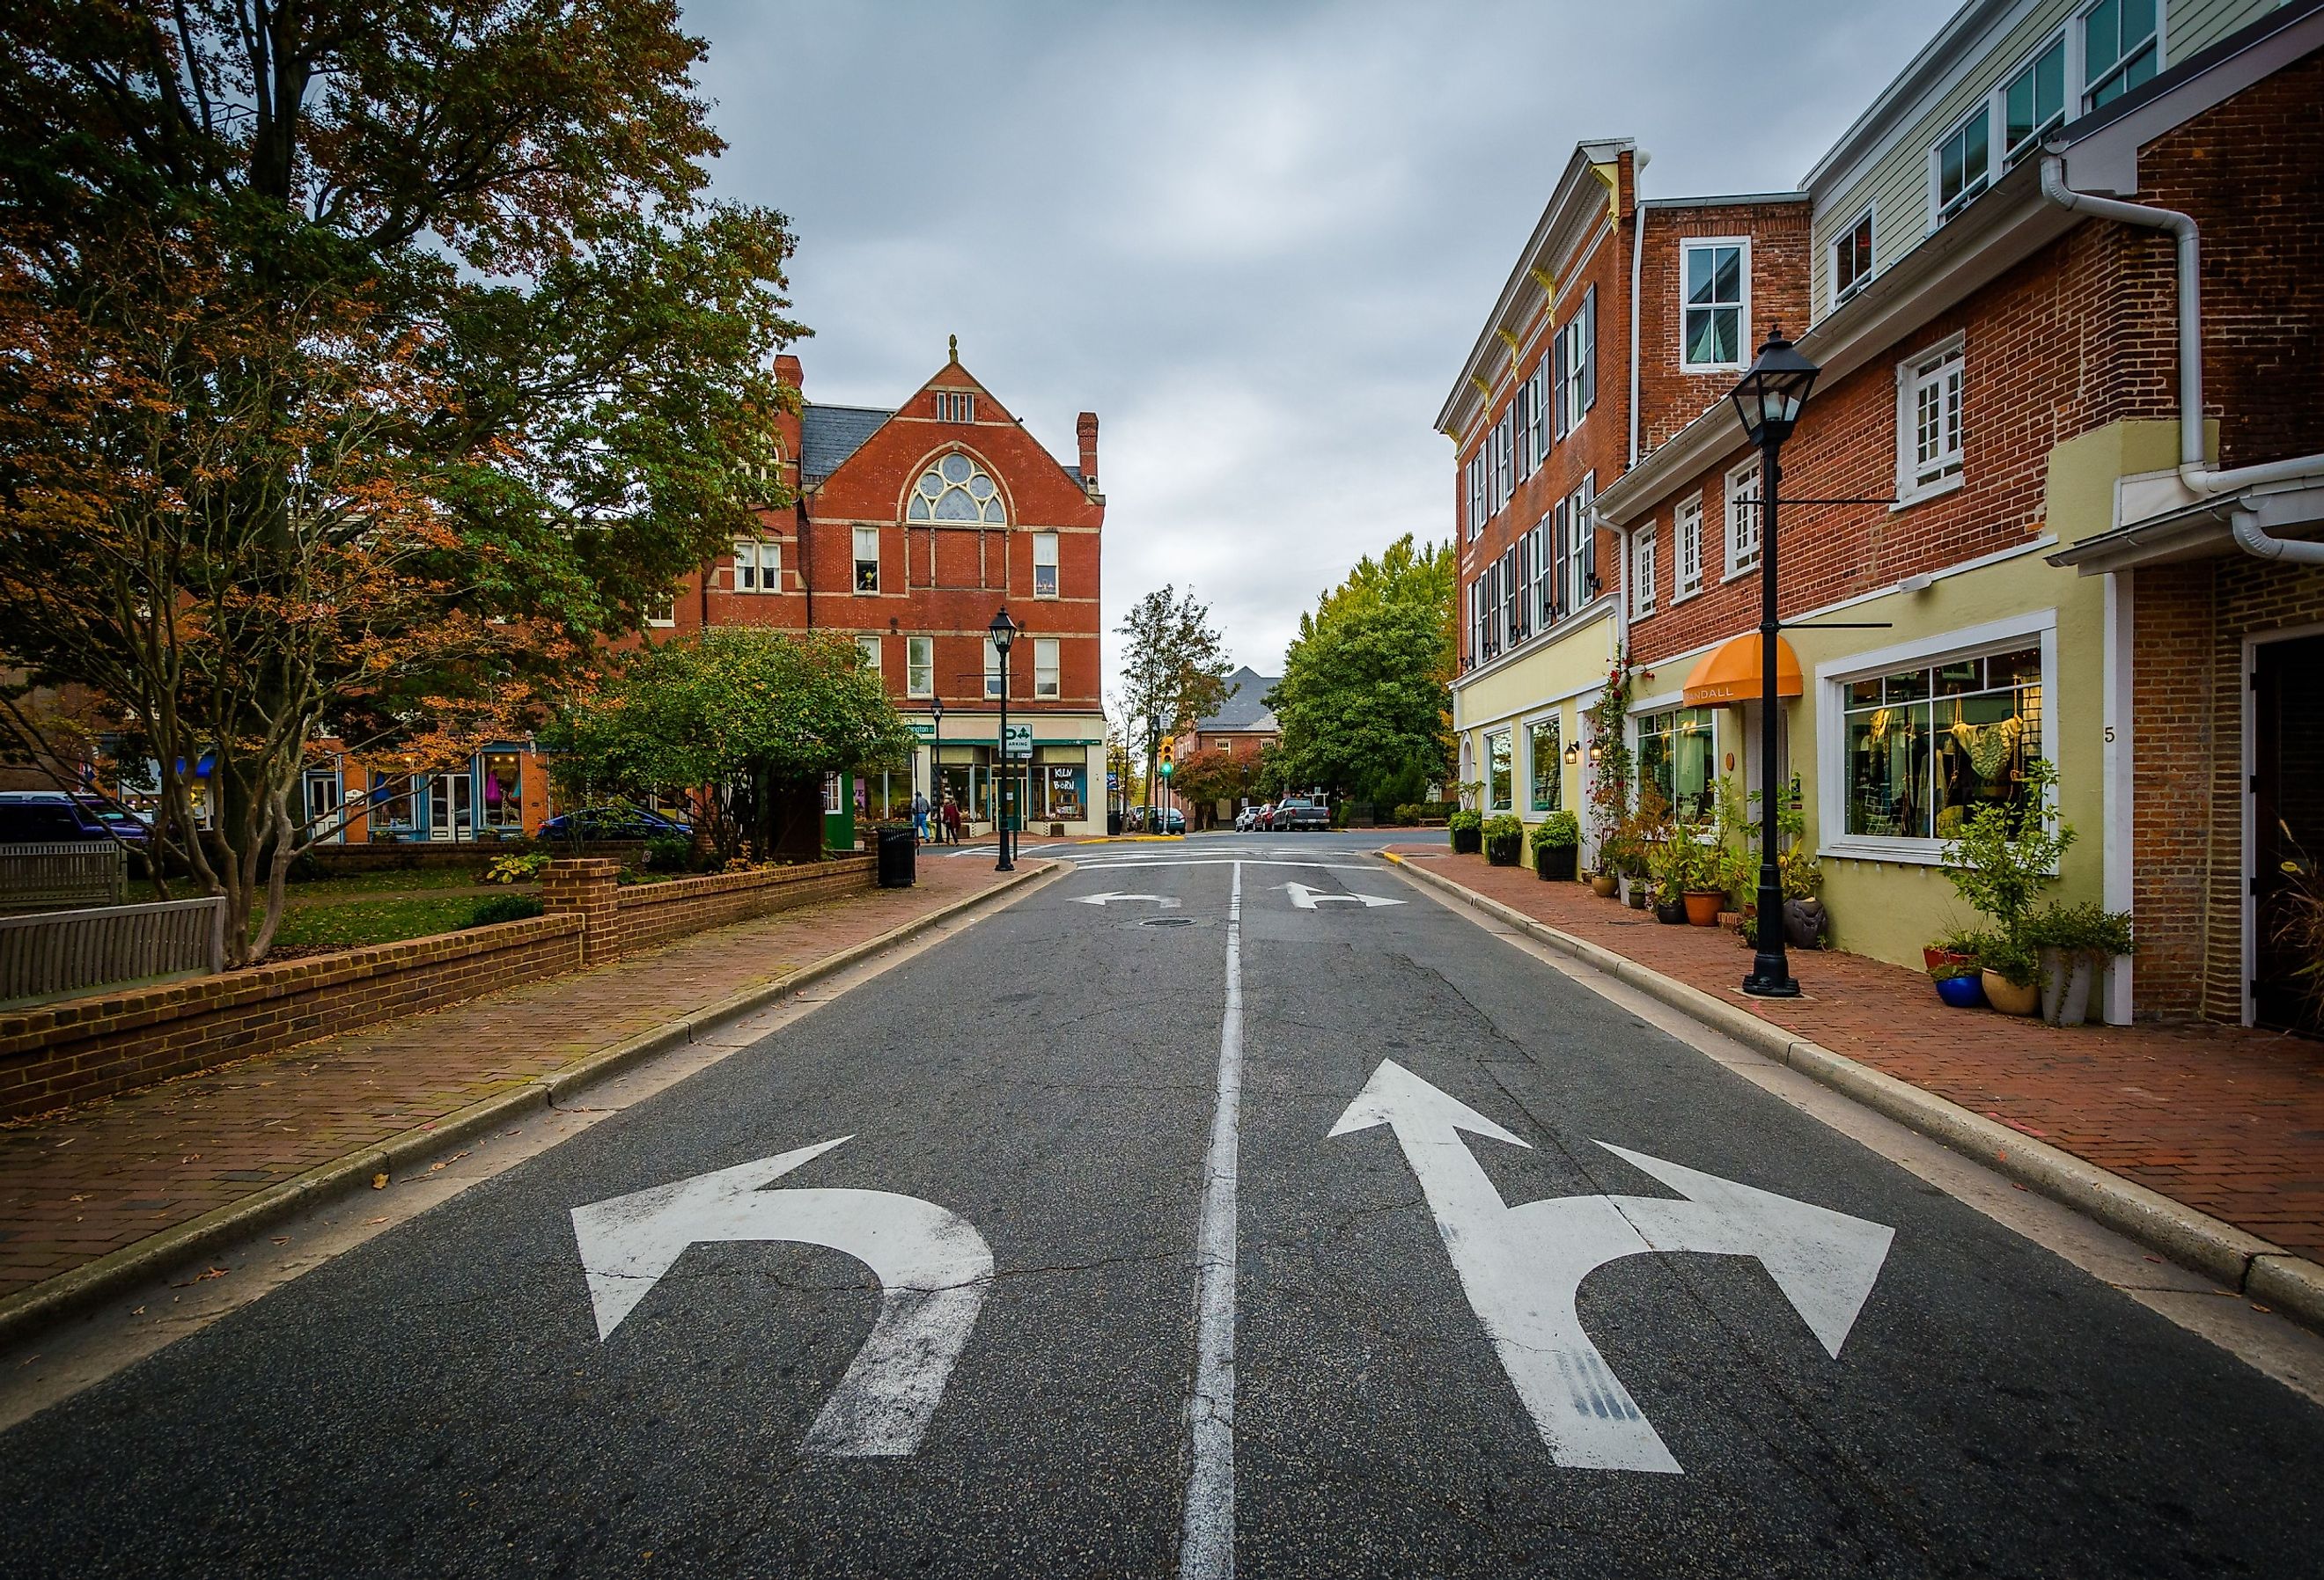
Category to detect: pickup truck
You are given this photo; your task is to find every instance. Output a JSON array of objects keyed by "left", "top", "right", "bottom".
[{"left": 1271, "top": 797, "right": 1330, "bottom": 832}]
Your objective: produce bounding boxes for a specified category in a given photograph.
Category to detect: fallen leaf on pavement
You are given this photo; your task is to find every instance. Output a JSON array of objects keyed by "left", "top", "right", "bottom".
[
  {"left": 371, "top": 1172, "right": 388, "bottom": 1189},
  {"left": 365, "top": 1216, "right": 388, "bottom": 1225}
]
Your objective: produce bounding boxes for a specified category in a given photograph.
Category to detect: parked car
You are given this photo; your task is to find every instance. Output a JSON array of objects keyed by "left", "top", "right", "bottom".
[
  {"left": 1234, "top": 805, "right": 1261, "bottom": 832},
  {"left": 1158, "top": 807, "right": 1186, "bottom": 834},
  {"left": 73, "top": 794, "right": 151, "bottom": 843},
  {"left": 534, "top": 805, "right": 693, "bottom": 841},
  {"left": 0, "top": 790, "right": 117, "bottom": 842},
  {"left": 1272, "top": 796, "right": 1330, "bottom": 832}
]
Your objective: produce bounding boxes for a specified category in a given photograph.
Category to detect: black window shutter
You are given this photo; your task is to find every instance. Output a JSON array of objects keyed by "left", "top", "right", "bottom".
[{"left": 1582, "top": 288, "right": 1598, "bottom": 412}]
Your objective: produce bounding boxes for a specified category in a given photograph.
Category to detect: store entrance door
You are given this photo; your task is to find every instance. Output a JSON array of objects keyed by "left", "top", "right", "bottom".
[
  {"left": 429, "top": 772, "right": 474, "bottom": 842},
  {"left": 2253, "top": 632, "right": 2324, "bottom": 1034}
]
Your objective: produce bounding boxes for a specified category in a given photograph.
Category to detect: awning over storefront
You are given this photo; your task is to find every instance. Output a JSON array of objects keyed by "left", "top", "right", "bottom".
[{"left": 1680, "top": 634, "right": 1801, "bottom": 706}]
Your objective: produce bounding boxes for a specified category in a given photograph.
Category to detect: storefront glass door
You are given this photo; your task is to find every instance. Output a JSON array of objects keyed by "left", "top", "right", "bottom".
[{"left": 429, "top": 772, "right": 474, "bottom": 841}]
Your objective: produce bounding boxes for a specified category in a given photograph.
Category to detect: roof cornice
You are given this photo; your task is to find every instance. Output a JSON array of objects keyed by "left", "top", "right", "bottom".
[{"left": 1798, "top": 0, "right": 2037, "bottom": 195}]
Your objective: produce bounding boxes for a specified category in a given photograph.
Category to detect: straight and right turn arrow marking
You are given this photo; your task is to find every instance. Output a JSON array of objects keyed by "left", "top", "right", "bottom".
[{"left": 1330, "top": 1059, "right": 1894, "bottom": 1473}]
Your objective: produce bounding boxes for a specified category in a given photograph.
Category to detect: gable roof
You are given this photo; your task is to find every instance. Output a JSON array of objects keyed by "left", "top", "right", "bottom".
[
  {"left": 800, "top": 405, "right": 889, "bottom": 483},
  {"left": 1195, "top": 667, "right": 1281, "bottom": 733}
]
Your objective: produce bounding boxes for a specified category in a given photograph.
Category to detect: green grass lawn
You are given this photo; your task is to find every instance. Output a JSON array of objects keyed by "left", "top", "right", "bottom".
[
  {"left": 271, "top": 893, "right": 483, "bottom": 952},
  {"left": 288, "top": 865, "right": 497, "bottom": 898}
]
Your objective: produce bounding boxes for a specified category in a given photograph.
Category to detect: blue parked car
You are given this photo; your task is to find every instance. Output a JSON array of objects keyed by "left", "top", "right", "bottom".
[{"left": 534, "top": 805, "right": 692, "bottom": 841}]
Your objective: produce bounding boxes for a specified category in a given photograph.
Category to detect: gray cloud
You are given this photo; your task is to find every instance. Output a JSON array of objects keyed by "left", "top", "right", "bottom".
[{"left": 686, "top": 0, "right": 1945, "bottom": 684}]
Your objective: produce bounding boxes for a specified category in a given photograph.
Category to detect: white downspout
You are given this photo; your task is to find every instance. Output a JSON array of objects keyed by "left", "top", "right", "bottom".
[
  {"left": 2040, "top": 156, "right": 2324, "bottom": 562},
  {"left": 1627, "top": 151, "right": 1650, "bottom": 467}
]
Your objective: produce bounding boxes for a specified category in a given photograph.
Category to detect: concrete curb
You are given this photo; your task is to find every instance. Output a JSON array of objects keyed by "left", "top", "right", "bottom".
[
  {"left": 1382, "top": 851, "right": 2324, "bottom": 1334},
  {"left": 0, "top": 861, "right": 1061, "bottom": 1351}
]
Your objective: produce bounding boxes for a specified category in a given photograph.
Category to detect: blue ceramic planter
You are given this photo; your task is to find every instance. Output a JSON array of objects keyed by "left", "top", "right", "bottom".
[{"left": 1934, "top": 974, "right": 1987, "bottom": 1010}]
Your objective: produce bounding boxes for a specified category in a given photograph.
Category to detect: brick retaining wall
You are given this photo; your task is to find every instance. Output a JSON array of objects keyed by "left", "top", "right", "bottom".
[{"left": 0, "top": 854, "right": 877, "bottom": 1118}]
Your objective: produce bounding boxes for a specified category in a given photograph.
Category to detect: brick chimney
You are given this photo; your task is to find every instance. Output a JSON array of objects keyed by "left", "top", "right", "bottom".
[{"left": 1077, "top": 411, "right": 1099, "bottom": 489}]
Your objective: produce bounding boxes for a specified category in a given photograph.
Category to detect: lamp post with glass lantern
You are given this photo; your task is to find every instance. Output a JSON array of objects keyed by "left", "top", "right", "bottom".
[
  {"left": 928, "top": 693, "right": 945, "bottom": 836},
  {"left": 988, "top": 607, "right": 1019, "bottom": 871},
  {"left": 1725, "top": 328, "right": 1820, "bottom": 999}
]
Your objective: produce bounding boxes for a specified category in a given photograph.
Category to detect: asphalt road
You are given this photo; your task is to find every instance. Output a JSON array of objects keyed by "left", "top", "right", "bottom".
[{"left": 4, "top": 834, "right": 2323, "bottom": 1577}]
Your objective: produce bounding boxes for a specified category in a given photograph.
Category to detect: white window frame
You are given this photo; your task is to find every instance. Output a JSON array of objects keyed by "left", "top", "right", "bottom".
[
  {"left": 1524, "top": 712, "right": 1563, "bottom": 815},
  {"left": 1997, "top": 31, "right": 2070, "bottom": 171},
  {"left": 732, "top": 538, "right": 780, "bottom": 593},
  {"left": 1531, "top": 515, "right": 1556, "bottom": 631},
  {"left": 1723, "top": 458, "right": 1761, "bottom": 579},
  {"left": 1895, "top": 333, "right": 1967, "bottom": 506},
  {"left": 906, "top": 636, "right": 934, "bottom": 698},
  {"left": 1484, "top": 727, "right": 1514, "bottom": 813},
  {"left": 1527, "top": 360, "right": 1551, "bottom": 469},
  {"left": 1033, "top": 532, "right": 1060, "bottom": 598},
  {"left": 1033, "top": 637, "right": 1060, "bottom": 699},
  {"left": 1673, "top": 496, "right": 1704, "bottom": 600},
  {"left": 1564, "top": 475, "right": 1595, "bottom": 613},
  {"left": 644, "top": 592, "right": 676, "bottom": 628},
  {"left": 1679, "top": 239, "right": 1749, "bottom": 372},
  {"left": 1631, "top": 527, "right": 1657, "bottom": 619},
  {"left": 853, "top": 525, "right": 880, "bottom": 593},
  {"left": 1513, "top": 377, "right": 1537, "bottom": 481},
  {"left": 1833, "top": 203, "right": 1875, "bottom": 308},
  {"left": 1929, "top": 102, "right": 1992, "bottom": 229},
  {"left": 2079, "top": 0, "right": 2161, "bottom": 113},
  {"left": 1466, "top": 450, "right": 1487, "bottom": 540},
  {"left": 1556, "top": 289, "right": 1596, "bottom": 433},
  {"left": 857, "top": 634, "right": 882, "bottom": 674},
  {"left": 1814, "top": 608, "right": 2058, "bottom": 866},
  {"left": 983, "top": 637, "right": 1004, "bottom": 699}
]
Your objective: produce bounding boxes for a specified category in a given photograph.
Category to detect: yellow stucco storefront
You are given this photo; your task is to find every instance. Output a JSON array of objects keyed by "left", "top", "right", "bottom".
[{"left": 1452, "top": 606, "right": 1620, "bottom": 831}]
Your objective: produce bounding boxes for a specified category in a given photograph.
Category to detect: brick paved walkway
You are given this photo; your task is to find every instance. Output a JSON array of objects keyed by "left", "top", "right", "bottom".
[
  {"left": 1386, "top": 845, "right": 2324, "bottom": 1263},
  {"left": 0, "top": 859, "right": 1030, "bottom": 1304}
]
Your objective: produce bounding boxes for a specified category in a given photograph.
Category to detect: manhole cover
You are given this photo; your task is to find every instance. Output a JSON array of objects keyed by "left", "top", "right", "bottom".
[{"left": 1141, "top": 917, "right": 1196, "bottom": 927}]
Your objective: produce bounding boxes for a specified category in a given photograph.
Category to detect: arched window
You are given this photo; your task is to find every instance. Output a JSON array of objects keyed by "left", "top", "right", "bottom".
[{"left": 908, "top": 452, "right": 1005, "bottom": 525}]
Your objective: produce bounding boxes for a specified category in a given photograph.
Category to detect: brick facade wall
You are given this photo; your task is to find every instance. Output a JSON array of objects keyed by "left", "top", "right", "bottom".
[{"left": 0, "top": 855, "right": 877, "bottom": 1120}]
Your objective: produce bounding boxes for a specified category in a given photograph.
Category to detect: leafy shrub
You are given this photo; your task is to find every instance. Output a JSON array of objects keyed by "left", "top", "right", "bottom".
[
  {"left": 1529, "top": 811, "right": 1580, "bottom": 850},
  {"left": 485, "top": 852, "right": 550, "bottom": 885},
  {"left": 2023, "top": 900, "right": 2133, "bottom": 958},
  {"left": 645, "top": 834, "right": 695, "bottom": 872},
  {"left": 1941, "top": 757, "right": 2074, "bottom": 948},
  {"left": 1482, "top": 814, "right": 1525, "bottom": 866},
  {"left": 286, "top": 849, "right": 328, "bottom": 884},
  {"left": 1980, "top": 932, "right": 2039, "bottom": 988},
  {"left": 468, "top": 893, "right": 545, "bottom": 927}
]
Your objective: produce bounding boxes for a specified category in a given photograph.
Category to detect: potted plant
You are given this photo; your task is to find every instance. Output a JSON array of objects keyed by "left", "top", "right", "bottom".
[
  {"left": 1448, "top": 809, "right": 1482, "bottom": 855},
  {"left": 1482, "top": 814, "right": 1525, "bottom": 867},
  {"left": 1931, "top": 957, "right": 1988, "bottom": 1010},
  {"left": 1589, "top": 867, "right": 1619, "bottom": 899},
  {"left": 1531, "top": 812, "right": 1580, "bottom": 881},
  {"left": 1647, "top": 831, "right": 1692, "bottom": 923},
  {"left": 2026, "top": 900, "right": 2135, "bottom": 1027},
  {"left": 1923, "top": 926, "right": 1983, "bottom": 976},
  {"left": 1980, "top": 933, "right": 2041, "bottom": 1016},
  {"left": 1780, "top": 847, "right": 1827, "bottom": 949}
]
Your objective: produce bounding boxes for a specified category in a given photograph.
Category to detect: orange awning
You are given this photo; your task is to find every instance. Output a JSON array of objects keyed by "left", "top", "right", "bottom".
[{"left": 1681, "top": 633, "right": 1802, "bottom": 706}]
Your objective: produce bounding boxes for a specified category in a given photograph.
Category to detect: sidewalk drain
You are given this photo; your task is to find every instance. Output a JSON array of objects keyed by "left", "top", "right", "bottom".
[{"left": 1141, "top": 917, "right": 1196, "bottom": 927}]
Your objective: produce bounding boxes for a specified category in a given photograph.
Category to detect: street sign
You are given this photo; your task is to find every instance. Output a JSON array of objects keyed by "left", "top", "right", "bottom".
[
  {"left": 1330, "top": 1061, "right": 1894, "bottom": 1474},
  {"left": 906, "top": 722, "right": 936, "bottom": 739},
  {"left": 569, "top": 1136, "right": 993, "bottom": 1457},
  {"left": 1107, "top": 772, "right": 1120, "bottom": 791},
  {"left": 1002, "top": 724, "right": 1033, "bottom": 760}
]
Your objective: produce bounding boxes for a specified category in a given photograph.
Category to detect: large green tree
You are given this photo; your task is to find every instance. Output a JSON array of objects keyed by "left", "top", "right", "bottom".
[
  {"left": 1114, "top": 584, "right": 1232, "bottom": 812},
  {"left": 548, "top": 629, "right": 913, "bottom": 863},
  {"left": 0, "top": 0, "right": 804, "bottom": 960},
  {"left": 1269, "top": 535, "right": 1455, "bottom": 808}
]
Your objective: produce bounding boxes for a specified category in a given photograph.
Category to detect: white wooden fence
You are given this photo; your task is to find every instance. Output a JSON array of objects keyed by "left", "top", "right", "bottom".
[
  {"left": 0, "top": 896, "right": 226, "bottom": 1009},
  {"left": 0, "top": 841, "right": 128, "bottom": 914}
]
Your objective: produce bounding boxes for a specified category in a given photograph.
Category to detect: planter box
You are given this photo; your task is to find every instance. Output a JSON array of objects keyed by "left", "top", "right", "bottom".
[{"left": 1533, "top": 844, "right": 1578, "bottom": 882}]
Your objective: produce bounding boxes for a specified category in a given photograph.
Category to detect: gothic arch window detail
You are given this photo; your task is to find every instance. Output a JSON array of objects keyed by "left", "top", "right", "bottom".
[{"left": 907, "top": 452, "right": 1006, "bottom": 525}]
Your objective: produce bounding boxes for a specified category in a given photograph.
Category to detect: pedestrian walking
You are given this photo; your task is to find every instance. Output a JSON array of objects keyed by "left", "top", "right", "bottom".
[
  {"left": 911, "top": 790, "right": 930, "bottom": 842},
  {"left": 941, "top": 792, "right": 962, "bottom": 845}
]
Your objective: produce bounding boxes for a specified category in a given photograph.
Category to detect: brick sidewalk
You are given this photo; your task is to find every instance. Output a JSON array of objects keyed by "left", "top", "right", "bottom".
[
  {"left": 0, "top": 859, "right": 1032, "bottom": 1304},
  {"left": 1386, "top": 844, "right": 2324, "bottom": 1263}
]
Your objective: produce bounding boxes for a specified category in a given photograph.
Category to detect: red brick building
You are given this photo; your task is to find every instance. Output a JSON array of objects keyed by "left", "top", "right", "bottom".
[{"left": 657, "top": 344, "right": 1109, "bottom": 838}]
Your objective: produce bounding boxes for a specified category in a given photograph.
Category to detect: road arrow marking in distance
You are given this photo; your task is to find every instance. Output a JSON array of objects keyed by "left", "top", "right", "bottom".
[
  {"left": 1071, "top": 892, "right": 1183, "bottom": 908},
  {"left": 1329, "top": 1060, "right": 1894, "bottom": 1474},
  {"left": 1281, "top": 881, "right": 1405, "bottom": 910},
  {"left": 569, "top": 1137, "right": 993, "bottom": 1457}
]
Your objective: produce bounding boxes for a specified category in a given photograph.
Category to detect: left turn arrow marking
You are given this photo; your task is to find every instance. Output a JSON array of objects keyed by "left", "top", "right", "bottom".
[
  {"left": 569, "top": 1137, "right": 993, "bottom": 1457},
  {"left": 1072, "top": 892, "right": 1181, "bottom": 908}
]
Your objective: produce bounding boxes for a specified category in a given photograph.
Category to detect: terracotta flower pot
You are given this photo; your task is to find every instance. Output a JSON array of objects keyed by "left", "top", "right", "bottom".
[
  {"left": 1590, "top": 873, "right": 1618, "bottom": 898},
  {"left": 1683, "top": 890, "right": 1724, "bottom": 926},
  {"left": 1982, "top": 970, "right": 2040, "bottom": 1016}
]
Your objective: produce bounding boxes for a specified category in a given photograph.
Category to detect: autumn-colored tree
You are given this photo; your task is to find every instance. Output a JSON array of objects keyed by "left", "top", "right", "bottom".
[
  {"left": 0, "top": 1, "right": 805, "bottom": 961},
  {"left": 1172, "top": 748, "right": 1258, "bottom": 820},
  {"left": 547, "top": 630, "right": 914, "bottom": 864}
]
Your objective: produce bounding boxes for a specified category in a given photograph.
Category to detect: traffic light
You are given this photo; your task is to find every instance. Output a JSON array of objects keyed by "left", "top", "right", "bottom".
[{"left": 1159, "top": 756, "right": 1173, "bottom": 780}]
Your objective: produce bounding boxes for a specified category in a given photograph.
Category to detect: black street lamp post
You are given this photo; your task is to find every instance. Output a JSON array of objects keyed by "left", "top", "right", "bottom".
[
  {"left": 928, "top": 693, "right": 945, "bottom": 839},
  {"left": 989, "top": 607, "right": 1019, "bottom": 871},
  {"left": 1726, "top": 328, "right": 1820, "bottom": 999}
]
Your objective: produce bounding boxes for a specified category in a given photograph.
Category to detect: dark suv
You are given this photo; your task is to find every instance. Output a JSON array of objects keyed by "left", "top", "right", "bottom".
[{"left": 0, "top": 790, "right": 115, "bottom": 842}]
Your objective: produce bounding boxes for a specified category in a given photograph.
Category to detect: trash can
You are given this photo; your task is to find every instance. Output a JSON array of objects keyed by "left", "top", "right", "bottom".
[
  {"left": 876, "top": 826, "right": 916, "bottom": 889},
  {"left": 1107, "top": 810, "right": 1123, "bottom": 836}
]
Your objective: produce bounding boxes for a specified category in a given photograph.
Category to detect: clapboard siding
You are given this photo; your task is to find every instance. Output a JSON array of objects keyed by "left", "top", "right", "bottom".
[{"left": 1809, "top": 0, "right": 2280, "bottom": 322}]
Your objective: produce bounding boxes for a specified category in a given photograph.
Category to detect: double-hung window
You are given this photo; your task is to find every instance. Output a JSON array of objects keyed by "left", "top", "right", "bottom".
[
  {"left": 2002, "top": 35, "right": 2067, "bottom": 168},
  {"left": 2083, "top": 0, "right": 2158, "bottom": 111},
  {"left": 1680, "top": 242, "right": 1746, "bottom": 370},
  {"left": 1934, "top": 106, "right": 1990, "bottom": 225},
  {"left": 1528, "top": 360, "right": 1551, "bottom": 466},
  {"left": 1471, "top": 573, "right": 1489, "bottom": 665},
  {"left": 1554, "top": 289, "right": 1596, "bottom": 433},
  {"left": 732, "top": 539, "right": 780, "bottom": 592},
  {"left": 1674, "top": 496, "right": 1704, "bottom": 599},
  {"left": 1833, "top": 208, "right": 1874, "bottom": 306},
  {"left": 1725, "top": 459, "right": 1761, "bottom": 577},
  {"left": 1466, "top": 451, "right": 1487, "bottom": 540},
  {"left": 1485, "top": 729, "right": 1513, "bottom": 813},
  {"left": 1034, "top": 637, "right": 1060, "bottom": 698},
  {"left": 983, "top": 638, "right": 1004, "bottom": 698},
  {"left": 1631, "top": 527, "right": 1657, "bottom": 619},
  {"left": 1501, "top": 546, "right": 1520, "bottom": 650},
  {"left": 1897, "top": 336, "right": 1966, "bottom": 501},
  {"left": 857, "top": 635, "right": 882, "bottom": 675},
  {"left": 1495, "top": 411, "right": 1514, "bottom": 510},
  {"left": 853, "top": 526, "right": 880, "bottom": 592},
  {"left": 1512, "top": 378, "right": 1537, "bottom": 481},
  {"left": 1532, "top": 516, "right": 1556, "bottom": 630},
  {"left": 1513, "top": 533, "right": 1533, "bottom": 642},
  {"left": 644, "top": 594, "right": 676, "bottom": 629},
  {"left": 1033, "top": 532, "right": 1060, "bottom": 598},
  {"left": 906, "top": 636, "right": 934, "bottom": 697},
  {"left": 1564, "top": 477, "right": 1594, "bottom": 611}
]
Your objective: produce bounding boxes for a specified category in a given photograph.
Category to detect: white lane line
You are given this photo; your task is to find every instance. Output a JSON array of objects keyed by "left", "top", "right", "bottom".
[
  {"left": 1078, "top": 858, "right": 1385, "bottom": 873},
  {"left": 1179, "top": 860, "right": 1243, "bottom": 1580}
]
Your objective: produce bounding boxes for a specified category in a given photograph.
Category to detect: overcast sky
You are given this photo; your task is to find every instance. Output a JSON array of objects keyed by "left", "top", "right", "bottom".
[{"left": 687, "top": 0, "right": 1947, "bottom": 690}]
